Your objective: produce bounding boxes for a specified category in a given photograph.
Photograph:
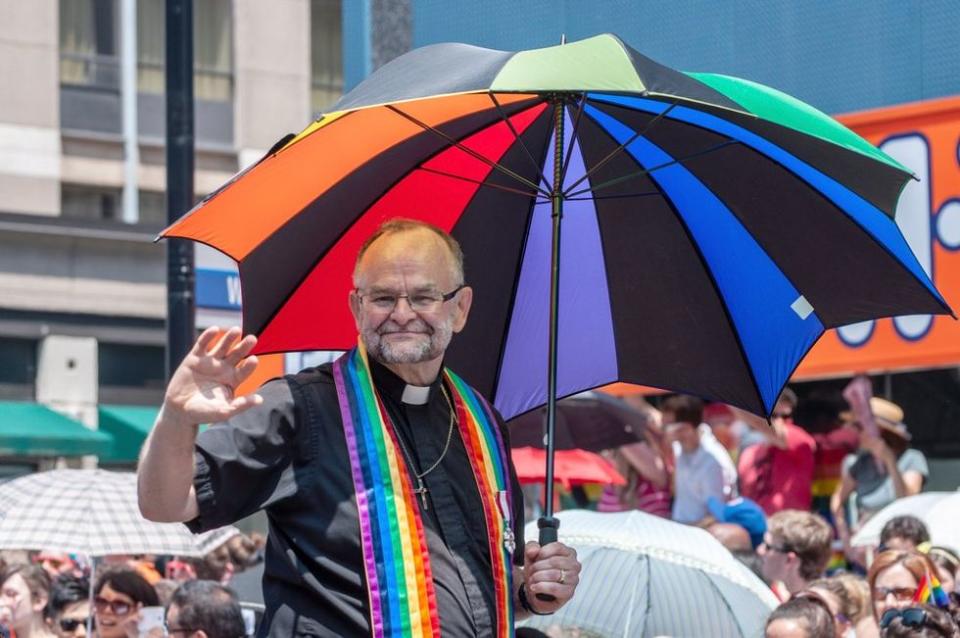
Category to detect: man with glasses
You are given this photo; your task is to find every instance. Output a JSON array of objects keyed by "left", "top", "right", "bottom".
[
  {"left": 138, "top": 219, "right": 581, "bottom": 637},
  {"left": 737, "top": 388, "right": 816, "bottom": 516},
  {"left": 48, "top": 576, "right": 91, "bottom": 638},
  {"left": 758, "top": 510, "right": 833, "bottom": 601},
  {"left": 165, "top": 581, "right": 246, "bottom": 638}
]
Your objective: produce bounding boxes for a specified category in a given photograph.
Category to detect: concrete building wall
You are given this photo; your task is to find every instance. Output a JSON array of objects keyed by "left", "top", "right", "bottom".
[
  {"left": 0, "top": 1, "right": 60, "bottom": 215},
  {"left": 234, "top": 0, "right": 312, "bottom": 167}
]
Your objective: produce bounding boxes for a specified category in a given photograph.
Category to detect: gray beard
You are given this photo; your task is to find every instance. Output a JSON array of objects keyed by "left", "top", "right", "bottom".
[{"left": 362, "top": 318, "right": 454, "bottom": 365}]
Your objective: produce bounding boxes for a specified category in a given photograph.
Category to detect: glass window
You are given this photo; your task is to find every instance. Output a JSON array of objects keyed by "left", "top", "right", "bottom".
[
  {"left": 98, "top": 343, "right": 165, "bottom": 389},
  {"left": 0, "top": 338, "right": 37, "bottom": 385},
  {"left": 137, "top": 0, "right": 234, "bottom": 101},
  {"left": 138, "top": 190, "right": 167, "bottom": 227},
  {"left": 61, "top": 184, "right": 122, "bottom": 221},
  {"left": 311, "top": 0, "right": 343, "bottom": 114},
  {"left": 60, "top": 0, "right": 119, "bottom": 90}
]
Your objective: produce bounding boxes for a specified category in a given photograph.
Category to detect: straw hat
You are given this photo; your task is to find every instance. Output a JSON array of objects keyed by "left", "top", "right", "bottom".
[
  {"left": 841, "top": 396, "right": 911, "bottom": 440},
  {"left": 868, "top": 397, "right": 911, "bottom": 440}
]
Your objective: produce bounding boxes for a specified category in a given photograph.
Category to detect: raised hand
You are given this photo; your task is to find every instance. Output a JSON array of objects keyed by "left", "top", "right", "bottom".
[{"left": 163, "top": 326, "right": 264, "bottom": 425}]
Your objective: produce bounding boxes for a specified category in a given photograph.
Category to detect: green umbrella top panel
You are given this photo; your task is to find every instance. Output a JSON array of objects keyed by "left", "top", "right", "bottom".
[{"left": 332, "top": 33, "right": 743, "bottom": 113}]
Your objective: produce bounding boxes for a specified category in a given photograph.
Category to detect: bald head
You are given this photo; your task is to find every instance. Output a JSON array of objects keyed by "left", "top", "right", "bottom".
[
  {"left": 709, "top": 522, "right": 753, "bottom": 553},
  {"left": 353, "top": 219, "right": 463, "bottom": 288}
]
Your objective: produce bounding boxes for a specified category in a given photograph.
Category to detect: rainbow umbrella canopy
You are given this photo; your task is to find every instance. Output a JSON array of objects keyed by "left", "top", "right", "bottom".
[{"left": 162, "top": 34, "right": 950, "bottom": 517}]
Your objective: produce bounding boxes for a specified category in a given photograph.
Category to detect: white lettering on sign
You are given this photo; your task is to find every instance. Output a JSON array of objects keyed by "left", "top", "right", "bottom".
[
  {"left": 837, "top": 133, "right": 934, "bottom": 346},
  {"left": 226, "top": 276, "right": 243, "bottom": 306}
]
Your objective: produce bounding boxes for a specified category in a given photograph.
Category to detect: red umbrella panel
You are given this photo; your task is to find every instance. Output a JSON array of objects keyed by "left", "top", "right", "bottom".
[{"left": 511, "top": 447, "right": 626, "bottom": 489}]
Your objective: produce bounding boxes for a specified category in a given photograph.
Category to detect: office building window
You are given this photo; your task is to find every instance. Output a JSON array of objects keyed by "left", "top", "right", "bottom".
[
  {"left": 61, "top": 184, "right": 122, "bottom": 221},
  {"left": 311, "top": 0, "right": 343, "bottom": 114},
  {"left": 137, "top": 0, "right": 234, "bottom": 102},
  {"left": 138, "top": 190, "right": 167, "bottom": 226},
  {"left": 59, "top": 0, "right": 119, "bottom": 90}
]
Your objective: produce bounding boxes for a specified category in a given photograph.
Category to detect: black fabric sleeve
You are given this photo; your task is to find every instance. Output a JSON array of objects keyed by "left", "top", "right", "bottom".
[{"left": 186, "top": 378, "right": 304, "bottom": 532}]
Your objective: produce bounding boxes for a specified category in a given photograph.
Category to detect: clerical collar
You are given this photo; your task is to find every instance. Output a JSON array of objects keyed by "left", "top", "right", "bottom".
[
  {"left": 401, "top": 384, "right": 431, "bottom": 405},
  {"left": 367, "top": 357, "right": 443, "bottom": 405}
]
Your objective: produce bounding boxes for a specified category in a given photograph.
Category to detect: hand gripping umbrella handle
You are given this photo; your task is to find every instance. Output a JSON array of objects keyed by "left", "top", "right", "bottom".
[{"left": 535, "top": 516, "right": 560, "bottom": 602}]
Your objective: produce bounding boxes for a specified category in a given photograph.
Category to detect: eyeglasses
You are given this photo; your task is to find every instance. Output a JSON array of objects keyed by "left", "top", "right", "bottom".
[
  {"left": 872, "top": 585, "right": 918, "bottom": 602},
  {"left": 93, "top": 596, "right": 133, "bottom": 616},
  {"left": 164, "top": 624, "right": 201, "bottom": 636},
  {"left": 760, "top": 539, "right": 794, "bottom": 554},
  {"left": 59, "top": 617, "right": 94, "bottom": 632},
  {"left": 771, "top": 411, "right": 792, "bottom": 420},
  {"left": 356, "top": 285, "right": 464, "bottom": 313},
  {"left": 880, "top": 607, "right": 928, "bottom": 629}
]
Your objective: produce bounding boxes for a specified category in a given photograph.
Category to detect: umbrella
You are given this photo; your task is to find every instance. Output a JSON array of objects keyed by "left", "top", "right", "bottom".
[
  {"left": 517, "top": 509, "right": 778, "bottom": 637},
  {"left": 0, "top": 469, "right": 237, "bottom": 556},
  {"left": 160, "top": 33, "right": 951, "bottom": 543},
  {"left": 508, "top": 391, "right": 647, "bottom": 451},
  {"left": 851, "top": 491, "right": 960, "bottom": 555},
  {"left": 511, "top": 447, "right": 625, "bottom": 488}
]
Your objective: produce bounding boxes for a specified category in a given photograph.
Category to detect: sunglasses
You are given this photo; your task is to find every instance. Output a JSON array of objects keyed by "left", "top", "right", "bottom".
[
  {"left": 880, "top": 607, "right": 927, "bottom": 629},
  {"left": 872, "top": 586, "right": 918, "bottom": 602},
  {"left": 59, "top": 617, "right": 94, "bottom": 632},
  {"left": 93, "top": 597, "right": 134, "bottom": 616}
]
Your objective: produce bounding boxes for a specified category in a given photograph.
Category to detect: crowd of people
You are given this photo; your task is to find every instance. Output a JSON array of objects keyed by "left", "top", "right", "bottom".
[
  {"left": 583, "top": 387, "right": 959, "bottom": 637},
  {"left": 0, "top": 532, "right": 263, "bottom": 638}
]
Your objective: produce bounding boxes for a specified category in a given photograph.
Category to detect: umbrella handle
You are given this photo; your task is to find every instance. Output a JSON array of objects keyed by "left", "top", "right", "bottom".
[{"left": 535, "top": 516, "right": 560, "bottom": 602}]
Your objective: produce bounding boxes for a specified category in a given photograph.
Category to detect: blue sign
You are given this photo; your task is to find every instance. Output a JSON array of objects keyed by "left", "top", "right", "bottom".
[{"left": 196, "top": 268, "right": 242, "bottom": 310}]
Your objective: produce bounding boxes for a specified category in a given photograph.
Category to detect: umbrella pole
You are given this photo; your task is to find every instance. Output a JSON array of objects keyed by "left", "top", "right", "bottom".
[
  {"left": 538, "top": 98, "right": 565, "bottom": 551},
  {"left": 86, "top": 556, "right": 98, "bottom": 637}
]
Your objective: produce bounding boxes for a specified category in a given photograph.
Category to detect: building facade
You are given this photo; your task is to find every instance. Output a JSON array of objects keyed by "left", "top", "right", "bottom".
[{"left": 0, "top": 0, "right": 342, "bottom": 470}]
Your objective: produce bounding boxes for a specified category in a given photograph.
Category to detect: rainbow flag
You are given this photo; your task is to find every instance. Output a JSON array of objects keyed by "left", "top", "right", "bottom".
[{"left": 913, "top": 573, "right": 951, "bottom": 607}]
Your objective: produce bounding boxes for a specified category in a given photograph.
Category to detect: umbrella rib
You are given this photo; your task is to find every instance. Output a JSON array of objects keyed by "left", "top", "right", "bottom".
[
  {"left": 488, "top": 93, "right": 553, "bottom": 192},
  {"left": 565, "top": 140, "right": 739, "bottom": 199},
  {"left": 417, "top": 165, "right": 548, "bottom": 200},
  {"left": 562, "top": 100, "right": 679, "bottom": 196},
  {"left": 386, "top": 104, "right": 553, "bottom": 198},
  {"left": 559, "top": 93, "right": 588, "bottom": 186},
  {"left": 564, "top": 191, "right": 663, "bottom": 202}
]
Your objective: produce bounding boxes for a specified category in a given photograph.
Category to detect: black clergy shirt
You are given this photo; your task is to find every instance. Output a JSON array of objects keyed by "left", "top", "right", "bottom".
[{"left": 186, "top": 358, "right": 525, "bottom": 637}]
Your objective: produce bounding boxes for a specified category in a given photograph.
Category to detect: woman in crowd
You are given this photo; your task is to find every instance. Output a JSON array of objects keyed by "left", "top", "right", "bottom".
[
  {"left": 868, "top": 551, "right": 942, "bottom": 621},
  {"left": 878, "top": 604, "right": 959, "bottom": 637},
  {"left": 92, "top": 566, "right": 158, "bottom": 638},
  {"left": 831, "top": 398, "right": 928, "bottom": 559},
  {"left": 928, "top": 548, "right": 960, "bottom": 596},
  {"left": 802, "top": 575, "right": 878, "bottom": 638},
  {"left": 598, "top": 399, "right": 671, "bottom": 517},
  {"left": 766, "top": 596, "right": 836, "bottom": 638},
  {"left": 0, "top": 564, "right": 56, "bottom": 638}
]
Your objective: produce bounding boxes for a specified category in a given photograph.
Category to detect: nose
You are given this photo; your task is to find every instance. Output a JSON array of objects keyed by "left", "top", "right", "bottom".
[{"left": 389, "top": 296, "right": 417, "bottom": 322}]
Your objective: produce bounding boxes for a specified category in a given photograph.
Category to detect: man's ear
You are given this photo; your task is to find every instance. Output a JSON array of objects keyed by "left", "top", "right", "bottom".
[
  {"left": 348, "top": 289, "right": 363, "bottom": 331},
  {"left": 451, "top": 286, "right": 473, "bottom": 333}
]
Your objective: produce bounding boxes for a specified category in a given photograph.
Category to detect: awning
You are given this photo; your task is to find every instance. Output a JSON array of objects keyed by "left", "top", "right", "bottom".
[
  {"left": 97, "top": 405, "right": 159, "bottom": 464},
  {"left": 0, "top": 402, "right": 113, "bottom": 457}
]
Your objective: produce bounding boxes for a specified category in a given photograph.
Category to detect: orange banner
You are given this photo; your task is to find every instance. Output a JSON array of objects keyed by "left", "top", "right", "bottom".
[{"left": 796, "top": 96, "right": 960, "bottom": 379}]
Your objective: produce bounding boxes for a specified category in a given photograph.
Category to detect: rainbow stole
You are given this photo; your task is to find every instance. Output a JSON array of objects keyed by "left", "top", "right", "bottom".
[{"left": 332, "top": 344, "right": 514, "bottom": 637}]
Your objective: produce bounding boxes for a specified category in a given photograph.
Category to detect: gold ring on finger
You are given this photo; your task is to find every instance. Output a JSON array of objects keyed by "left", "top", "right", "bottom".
[{"left": 558, "top": 568, "right": 566, "bottom": 584}]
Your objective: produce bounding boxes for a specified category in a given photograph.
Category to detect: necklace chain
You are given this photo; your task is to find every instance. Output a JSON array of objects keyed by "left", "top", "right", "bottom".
[{"left": 393, "top": 381, "right": 457, "bottom": 482}]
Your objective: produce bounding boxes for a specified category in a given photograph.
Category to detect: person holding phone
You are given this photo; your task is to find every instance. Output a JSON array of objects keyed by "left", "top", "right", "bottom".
[
  {"left": 830, "top": 398, "right": 928, "bottom": 557},
  {"left": 92, "top": 567, "right": 158, "bottom": 638}
]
